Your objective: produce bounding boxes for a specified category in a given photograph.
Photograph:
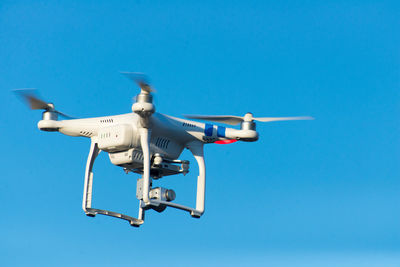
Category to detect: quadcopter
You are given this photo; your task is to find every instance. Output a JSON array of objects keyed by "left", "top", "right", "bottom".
[{"left": 16, "top": 73, "right": 313, "bottom": 227}]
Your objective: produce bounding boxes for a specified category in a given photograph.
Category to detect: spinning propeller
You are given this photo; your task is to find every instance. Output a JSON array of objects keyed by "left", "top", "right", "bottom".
[
  {"left": 121, "top": 72, "right": 155, "bottom": 93},
  {"left": 14, "top": 89, "right": 75, "bottom": 119},
  {"left": 185, "top": 113, "right": 314, "bottom": 125}
]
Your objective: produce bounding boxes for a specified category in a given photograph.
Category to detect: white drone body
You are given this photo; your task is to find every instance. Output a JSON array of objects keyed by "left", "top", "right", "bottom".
[{"left": 17, "top": 73, "right": 313, "bottom": 227}]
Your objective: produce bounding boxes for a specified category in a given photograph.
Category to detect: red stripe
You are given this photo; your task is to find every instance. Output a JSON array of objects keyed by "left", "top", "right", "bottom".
[{"left": 214, "top": 140, "right": 237, "bottom": 144}]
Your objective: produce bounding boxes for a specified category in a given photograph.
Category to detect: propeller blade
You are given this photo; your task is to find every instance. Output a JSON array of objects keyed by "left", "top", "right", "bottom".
[
  {"left": 14, "top": 89, "right": 51, "bottom": 110},
  {"left": 14, "top": 89, "right": 76, "bottom": 119},
  {"left": 54, "top": 110, "right": 76, "bottom": 120},
  {"left": 254, "top": 116, "right": 314, "bottom": 122},
  {"left": 185, "top": 114, "right": 314, "bottom": 125},
  {"left": 121, "top": 72, "right": 155, "bottom": 93},
  {"left": 184, "top": 115, "right": 243, "bottom": 125}
]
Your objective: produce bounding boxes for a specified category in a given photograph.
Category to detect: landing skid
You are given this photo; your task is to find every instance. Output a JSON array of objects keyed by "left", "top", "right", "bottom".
[{"left": 85, "top": 208, "right": 143, "bottom": 227}]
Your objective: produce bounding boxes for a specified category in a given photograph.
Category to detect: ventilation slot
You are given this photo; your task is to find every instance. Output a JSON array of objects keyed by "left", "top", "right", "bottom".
[
  {"left": 100, "top": 118, "right": 114, "bottom": 123},
  {"left": 80, "top": 131, "right": 93, "bottom": 137},
  {"left": 183, "top": 122, "right": 196, "bottom": 127},
  {"left": 155, "top": 138, "right": 170, "bottom": 149}
]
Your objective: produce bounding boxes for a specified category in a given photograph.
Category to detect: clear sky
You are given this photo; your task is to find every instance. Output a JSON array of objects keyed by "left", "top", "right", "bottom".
[{"left": 1, "top": 1, "right": 399, "bottom": 266}]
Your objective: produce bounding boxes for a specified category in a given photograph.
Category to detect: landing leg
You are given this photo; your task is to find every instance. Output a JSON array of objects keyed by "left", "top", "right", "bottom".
[{"left": 82, "top": 139, "right": 144, "bottom": 227}]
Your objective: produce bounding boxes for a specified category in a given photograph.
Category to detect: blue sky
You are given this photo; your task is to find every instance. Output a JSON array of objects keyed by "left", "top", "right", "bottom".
[{"left": 1, "top": 1, "right": 399, "bottom": 266}]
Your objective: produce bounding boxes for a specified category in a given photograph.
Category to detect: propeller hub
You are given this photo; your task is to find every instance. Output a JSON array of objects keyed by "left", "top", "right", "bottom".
[
  {"left": 47, "top": 103, "right": 55, "bottom": 110},
  {"left": 243, "top": 112, "right": 254, "bottom": 122}
]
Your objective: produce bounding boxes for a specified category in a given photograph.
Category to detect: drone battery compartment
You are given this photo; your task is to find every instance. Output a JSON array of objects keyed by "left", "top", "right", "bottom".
[
  {"left": 108, "top": 148, "right": 143, "bottom": 165},
  {"left": 97, "top": 124, "right": 134, "bottom": 152}
]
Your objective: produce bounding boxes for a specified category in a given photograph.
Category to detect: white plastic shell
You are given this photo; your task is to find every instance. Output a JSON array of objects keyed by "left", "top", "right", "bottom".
[
  {"left": 108, "top": 148, "right": 143, "bottom": 165},
  {"left": 98, "top": 124, "right": 133, "bottom": 152}
]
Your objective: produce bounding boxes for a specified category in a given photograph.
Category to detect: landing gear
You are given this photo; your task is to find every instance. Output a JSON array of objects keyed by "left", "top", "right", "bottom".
[{"left": 81, "top": 138, "right": 206, "bottom": 227}]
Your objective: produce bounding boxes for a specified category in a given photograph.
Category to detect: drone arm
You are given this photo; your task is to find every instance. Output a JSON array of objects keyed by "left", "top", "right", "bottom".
[
  {"left": 38, "top": 118, "right": 100, "bottom": 137},
  {"left": 224, "top": 128, "right": 259, "bottom": 142},
  {"left": 187, "top": 141, "right": 206, "bottom": 216}
]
